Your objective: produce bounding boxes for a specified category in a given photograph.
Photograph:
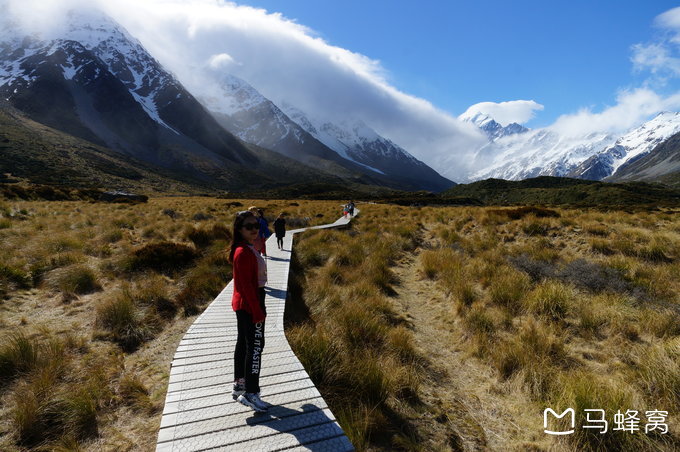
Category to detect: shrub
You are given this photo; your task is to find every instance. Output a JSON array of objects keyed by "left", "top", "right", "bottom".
[
  {"left": 175, "top": 253, "right": 231, "bottom": 316},
  {"left": 557, "top": 259, "right": 631, "bottom": 294},
  {"left": 126, "top": 242, "right": 198, "bottom": 275},
  {"left": 135, "top": 276, "right": 176, "bottom": 318},
  {"left": 584, "top": 223, "right": 610, "bottom": 237},
  {"left": 161, "top": 209, "right": 180, "bottom": 219},
  {"left": 192, "top": 212, "right": 212, "bottom": 221},
  {"left": 508, "top": 254, "right": 555, "bottom": 282},
  {"left": 522, "top": 221, "right": 550, "bottom": 236}
]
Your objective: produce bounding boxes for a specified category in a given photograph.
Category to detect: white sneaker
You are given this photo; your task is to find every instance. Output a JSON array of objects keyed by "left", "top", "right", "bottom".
[
  {"left": 232, "top": 382, "right": 245, "bottom": 401},
  {"left": 237, "top": 392, "right": 268, "bottom": 412}
]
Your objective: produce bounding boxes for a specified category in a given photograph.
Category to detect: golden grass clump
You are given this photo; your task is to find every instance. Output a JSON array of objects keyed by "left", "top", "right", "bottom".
[
  {"left": 523, "top": 280, "right": 576, "bottom": 320},
  {"left": 488, "top": 267, "right": 531, "bottom": 313}
]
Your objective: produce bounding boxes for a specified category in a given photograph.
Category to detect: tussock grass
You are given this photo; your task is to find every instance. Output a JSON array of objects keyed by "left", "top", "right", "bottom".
[
  {"left": 491, "top": 320, "right": 569, "bottom": 399},
  {"left": 287, "top": 211, "right": 425, "bottom": 449},
  {"left": 523, "top": 280, "right": 576, "bottom": 320},
  {"left": 0, "top": 332, "right": 41, "bottom": 379},
  {"left": 553, "top": 372, "right": 648, "bottom": 452},
  {"left": 95, "top": 289, "right": 154, "bottom": 351},
  {"left": 488, "top": 268, "right": 531, "bottom": 313},
  {"left": 56, "top": 265, "right": 101, "bottom": 295},
  {"left": 632, "top": 338, "right": 680, "bottom": 409},
  {"left": 125, "top": 242, "right": 198, "bottom": 275}
]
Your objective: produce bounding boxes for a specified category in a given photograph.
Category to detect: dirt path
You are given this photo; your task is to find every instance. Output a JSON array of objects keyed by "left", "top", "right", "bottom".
[{"left": 389, "top": 229, "right": 552, "bottom": 451}]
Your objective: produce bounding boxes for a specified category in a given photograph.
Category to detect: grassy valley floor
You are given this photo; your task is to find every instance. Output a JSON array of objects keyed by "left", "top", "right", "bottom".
[{"left": 0, "top": 199, "right": 678, "bottom": 451}]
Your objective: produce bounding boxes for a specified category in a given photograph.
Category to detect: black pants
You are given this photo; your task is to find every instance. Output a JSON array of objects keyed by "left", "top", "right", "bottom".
[
  {"left": 234, "top": 287, "right": 266, "bottom": 393},
  {"left": 276, "top": 235, "right": 284, "bottom": 249}
]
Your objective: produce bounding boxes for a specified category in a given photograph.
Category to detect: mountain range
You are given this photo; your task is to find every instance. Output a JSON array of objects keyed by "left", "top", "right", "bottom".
[
  {"left": 1, "top": 6, "right": 679, "bottom": 194},
  {"left": 0, "top": 8, "right": 452, "bottom": 194},
  {"left": 462, "top": 110, "right": 680, "bottom": 186}
]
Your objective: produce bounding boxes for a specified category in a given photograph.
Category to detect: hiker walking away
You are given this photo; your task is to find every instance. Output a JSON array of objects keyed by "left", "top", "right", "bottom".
[
  {"left": 248, "top": 207, "right": 271, "bottom": 257},
  {"left": 273, "top": 213, "right": 286, "bottom": 250},
  {"left": 348, "top": 200, "right": 355, "bottom": 217},
  {"left": 343, "top": 203, "right": 349, "bottom": 218},
  {"left": 229, "top": 210, "right": 269, "bottom": 412}
]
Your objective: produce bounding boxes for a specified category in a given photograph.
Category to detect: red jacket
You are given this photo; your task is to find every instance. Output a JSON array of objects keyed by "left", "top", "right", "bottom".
[{"left": 232, "top": 245, "right": 266, "bottom": 323}]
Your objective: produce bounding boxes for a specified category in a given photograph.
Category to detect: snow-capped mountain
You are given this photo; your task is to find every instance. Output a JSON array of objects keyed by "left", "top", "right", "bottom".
[
  {"left": 568, "top": 112, "right": 680, "bottom": 180},
  {"left": 202, "top": 74, "right": 453, "bottom": 191},
  {"left": 202, "top": 74, "right": 349, "bottom": 170},
  {"left": 459, "top": 111, "right": 528, "bottom": 140},
  {"left": 462, "top": 108, "right": 680, "bottom": 183},
  {"left": 468, "top": 126, "right": 616, "bottom": 182},
  {"left": 0, "top": 8, "right": 258, "bottom": 179},
  {"left": 282, "top": 105, "right": 452, "bottom": 190}
]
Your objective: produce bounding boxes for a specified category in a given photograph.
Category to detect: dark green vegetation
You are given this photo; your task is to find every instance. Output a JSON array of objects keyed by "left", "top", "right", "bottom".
[{"left": 442, "top": 176, "right": 680, "bottom": 208}]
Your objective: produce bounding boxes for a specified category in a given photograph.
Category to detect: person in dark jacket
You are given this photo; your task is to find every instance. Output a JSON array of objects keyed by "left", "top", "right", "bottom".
[
  {"left": 273, "top": 213, "right": 286, "bottom": 250},
  {"left": 229, "top": 210, "right": 268, "bottom": 412}
]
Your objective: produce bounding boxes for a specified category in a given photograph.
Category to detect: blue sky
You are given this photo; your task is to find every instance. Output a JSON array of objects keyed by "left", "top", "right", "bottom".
[{"left": 236, "top": 0, "right": 680, "bottom": 127}]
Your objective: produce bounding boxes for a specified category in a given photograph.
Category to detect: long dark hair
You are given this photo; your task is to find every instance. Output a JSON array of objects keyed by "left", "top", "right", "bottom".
[{"left": 229, "top": 210, "right": 256, "bottom": 263}]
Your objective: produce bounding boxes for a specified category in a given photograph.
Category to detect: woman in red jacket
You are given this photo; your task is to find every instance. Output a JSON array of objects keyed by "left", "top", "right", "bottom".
[{"left": 229, "top": 210, "right": 268, "bottom": 412}]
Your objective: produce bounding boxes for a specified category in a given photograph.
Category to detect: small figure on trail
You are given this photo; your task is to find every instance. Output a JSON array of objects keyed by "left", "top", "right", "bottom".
[
  {"left": 273, "top": 213, "right": 286, "bottom": 250},
  {"left": 348, "top": 200, "right": 355, "bottom": 217},
  {"left": 229, "top": 210, "right": 269, "bottom": 413},
  {"left": 343, "top": 203, "right": 349, "bottom": 218},
  {"left": 248, "top": 207, "right": 271, "bottom": 257}
]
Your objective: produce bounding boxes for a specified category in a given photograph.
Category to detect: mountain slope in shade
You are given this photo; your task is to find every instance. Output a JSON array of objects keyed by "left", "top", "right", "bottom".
[
  {"left": 201, "top": 74, "right": 453, "bottom": 191},
  {"left": 0, "top": 99, "right": 346, "bottom": 193},
  {"left": 0, "top": 8, "right": 267, "bottom": 190},
  {"left": 281, "top": 104, "right": 453, "bottom": 191},
  {"left": 202, "top": 75, "right": 366, "bottom": 180},
  {"left": 606, "top": 131, "right": 680, "bottom": 187},
  {"left": 568, "top": 112, "right": 680, "bottom": 180}
]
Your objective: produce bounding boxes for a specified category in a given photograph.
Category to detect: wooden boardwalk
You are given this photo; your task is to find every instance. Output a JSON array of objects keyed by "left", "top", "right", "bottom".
[{"left": 156, "top": 212, "right": 358, "bottom": 451}]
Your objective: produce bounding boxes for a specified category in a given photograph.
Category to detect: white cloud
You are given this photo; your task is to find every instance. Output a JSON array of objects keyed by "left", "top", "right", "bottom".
[
  {"left": 549, "top": 87, "right": 680, "bottom": 136},
  {"left": 459, "top": 100, "right": 544, "bottom": 126},
  {"left": 208, "top": 53, "right": 237, "bottom": 69}
]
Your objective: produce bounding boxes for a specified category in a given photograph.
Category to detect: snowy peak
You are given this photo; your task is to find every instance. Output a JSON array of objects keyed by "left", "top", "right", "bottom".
[
  {"left": 202, "top": 74, "right": 269, "bottom": 116},
  {"left": 569, "top": 111, "right": 680, "bottom": 180},
  {"left": 459, "top": 111, "right": 528, "bottom": 140}
]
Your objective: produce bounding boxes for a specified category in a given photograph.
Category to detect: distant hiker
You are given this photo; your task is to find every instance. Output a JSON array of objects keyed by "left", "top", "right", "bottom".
[
  {"left": 273, "top": 213, "right": 286, "bottom": 250},
  {"left": 229, "top": 210, "right": 269, "bottom": 413},
  {"left": 248, "top": 207, "right": 271, "bottom": 256},
  {"left": 348, "top": 201, "right": 355, "bottom": 217},
  {"left": 343, "top": 204, "right": 349, "bottom": 218}
]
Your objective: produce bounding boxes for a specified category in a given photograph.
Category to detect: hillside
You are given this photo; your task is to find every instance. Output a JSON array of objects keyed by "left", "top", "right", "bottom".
[
  {"left": 0, "top": 103, "right": 357, "bottom": 195},
  {"left": 441, "top": 176, "right": 680, "bottom": 208},
  {"left": 607, "top": 131, "right": 680, "bottom": 188}
]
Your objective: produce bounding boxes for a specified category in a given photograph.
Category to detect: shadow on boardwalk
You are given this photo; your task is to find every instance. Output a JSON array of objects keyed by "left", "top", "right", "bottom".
[{"left": 244, "top": 403, "right": 347, "bottom": 451}]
